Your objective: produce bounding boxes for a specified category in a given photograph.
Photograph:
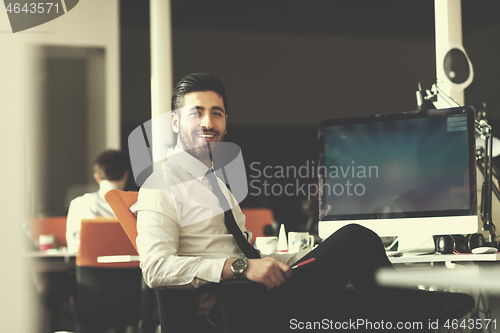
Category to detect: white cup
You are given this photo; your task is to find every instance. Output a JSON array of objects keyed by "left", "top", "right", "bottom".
[
  {"left": 288, "top": 232, "right": 314, "bottom": 253},
  {"left": 255, "top": 236, "right": 278, "bottom": 255},
  {"left": 39, "top": 234, "right": 56, "bottom": 251}
]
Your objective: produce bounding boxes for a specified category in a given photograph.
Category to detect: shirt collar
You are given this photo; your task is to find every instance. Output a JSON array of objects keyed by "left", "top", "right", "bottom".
[
  {"left": 98, "top": 180, "right": 120, "bottom": 197},
  {"left": 167, "top": 146, "right": 210, "bottom": 181}
]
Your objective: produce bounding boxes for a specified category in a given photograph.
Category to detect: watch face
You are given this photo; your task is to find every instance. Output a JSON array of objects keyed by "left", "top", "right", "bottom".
[{"left": 232, "top": 259, "right": 247, "bottom": 273}]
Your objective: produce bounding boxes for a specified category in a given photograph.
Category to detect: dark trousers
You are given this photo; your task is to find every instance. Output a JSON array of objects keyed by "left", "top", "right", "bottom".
[
  {"left": 285, "top": 223, "right": 393, "bottom": 293},
  {"left": 220, "top": 224, "right": 434, "bottom": 332}
]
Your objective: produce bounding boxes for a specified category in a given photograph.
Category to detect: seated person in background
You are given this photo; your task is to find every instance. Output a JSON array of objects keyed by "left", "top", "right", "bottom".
[
  {"left": 66, "top": 149, "right": 130, "bottom": 254},
  {"left": 133, "top": 73, "right": 474, "bottom": 332}
]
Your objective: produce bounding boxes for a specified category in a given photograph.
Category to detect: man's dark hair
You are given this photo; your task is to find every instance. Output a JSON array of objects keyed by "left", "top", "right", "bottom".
[
  {"left": 171, "top": 73, "right": 228, "bottom": 113},
  {"left": 93, "top": 149, "right": 130, "bottom": 181}
]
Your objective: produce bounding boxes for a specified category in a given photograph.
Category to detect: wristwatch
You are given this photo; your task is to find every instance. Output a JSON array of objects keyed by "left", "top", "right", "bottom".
[{"left": 231, "top": 258, "right": 248, "bottom": 279}]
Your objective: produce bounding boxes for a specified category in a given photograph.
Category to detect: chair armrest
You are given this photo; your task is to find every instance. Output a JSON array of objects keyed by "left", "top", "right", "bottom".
[
  {"left": 155, "top": 279, "right": 267, "bottom": 332},
  {"left": 196, "top": 278, "right": 266, "bottom": 294},
  {"left": 97, "top": 255, "right": 140, "bottom": 263},
  {"left": 196, "top": 279, "right": 268, "bottom": 332}
]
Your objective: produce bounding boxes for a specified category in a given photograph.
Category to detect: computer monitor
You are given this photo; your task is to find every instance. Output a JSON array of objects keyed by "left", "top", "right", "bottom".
[{"left": 317, "top": 106, "right": 478, "bottom": 252}]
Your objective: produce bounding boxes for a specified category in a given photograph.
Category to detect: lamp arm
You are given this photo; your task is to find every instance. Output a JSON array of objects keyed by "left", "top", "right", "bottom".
[
  {"left": 416, "top": 82, "right": 461, "bottom": 110},
  {"left": 431, "top": 84, "right": 461, "bottom": 108},
  {"left": 476, "top": 120, "right": 495, "bottom": 245},
  {"left": 418, "top": 81, "right": 496, "bottom": 244}
]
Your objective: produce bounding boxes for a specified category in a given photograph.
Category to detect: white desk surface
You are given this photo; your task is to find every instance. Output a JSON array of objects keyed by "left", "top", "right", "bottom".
[
  {"left": 388, "top": 252, "right": 500, "bottom": 264},
  {"left": 376, "top": 265, "right": 500, "bottom": 294}
]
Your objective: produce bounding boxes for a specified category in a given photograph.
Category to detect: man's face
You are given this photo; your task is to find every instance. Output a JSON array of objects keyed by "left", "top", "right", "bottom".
[{"left": 172, "top": 91, "right": 227, "bottom": 161}]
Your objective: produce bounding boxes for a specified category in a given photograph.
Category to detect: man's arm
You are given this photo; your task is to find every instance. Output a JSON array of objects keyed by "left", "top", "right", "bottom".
[
  {"left": 137, "top": 208, "right": 226, "bottom": 289},
  {"left": 221, "top": 257, "right": 292, "bottom": 290},
  {"left": 138, "top": 204, "right": 292, "bottom": 290}
]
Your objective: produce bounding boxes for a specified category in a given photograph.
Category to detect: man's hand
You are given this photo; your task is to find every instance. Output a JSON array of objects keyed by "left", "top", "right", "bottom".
[
  {"left": 222, "top": 257, "right": 292, "bottom": 290},
  {"left": 245, "top": 257, "right": 292, "bottom": 290}
]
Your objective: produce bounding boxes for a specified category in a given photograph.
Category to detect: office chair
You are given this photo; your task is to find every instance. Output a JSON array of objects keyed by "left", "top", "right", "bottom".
[
  {"left": 103, "top": 189, "right": 159, "bottom": 333},
  {"left": 103, "top": 190, "right": 140, "bottom": 251},
  {"left": 75, "top": 218, "right": 142, "bottom": 333},
  {"left": 241, "top": 208, "right": 274, "bottom": 244},
  {"left": 105, "top": 189, "right": 267, "bottom": 333}
]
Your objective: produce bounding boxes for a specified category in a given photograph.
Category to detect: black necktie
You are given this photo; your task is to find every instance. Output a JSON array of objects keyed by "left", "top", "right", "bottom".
[{"left": 205, "top": 169, "right": 261, "bottom": 259}]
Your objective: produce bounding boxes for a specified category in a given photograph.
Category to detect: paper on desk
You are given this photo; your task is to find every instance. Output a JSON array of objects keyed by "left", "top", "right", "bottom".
[{"left": 97, "top": 255, "right": 140, "bottom": 263}]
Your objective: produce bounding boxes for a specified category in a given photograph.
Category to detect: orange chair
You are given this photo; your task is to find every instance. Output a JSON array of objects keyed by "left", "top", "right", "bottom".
[
  {"left": 104, "top": 190, "right": 158, "bottom": 333},
  {"left": 77, "top": 217, "right": 139, "bottom": 268},
  {"left": 29, "top": 216, "right": 67, "bottom": 248},
  {"left": 241, "top": 208, "right": 274, "bottom": 245},
  {"left": 75, "top": 218, "right": 141, "bottom": 332},
  {"left": 104, "top": 190, "right": 140, "bottom": 251}
]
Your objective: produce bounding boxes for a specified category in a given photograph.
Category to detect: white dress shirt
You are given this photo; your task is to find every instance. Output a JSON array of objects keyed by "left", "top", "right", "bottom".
[
  {"left": 132, "top": 146, "right": 302, "bottom": 314},
  {"left": 66, "top": 180, "right": 119, "bottom": 254}
]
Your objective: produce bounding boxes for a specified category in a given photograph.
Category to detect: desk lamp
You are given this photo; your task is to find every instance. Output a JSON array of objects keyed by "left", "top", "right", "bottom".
[{"left": 416, "top": 81, "right": 497, "bottom": 247}]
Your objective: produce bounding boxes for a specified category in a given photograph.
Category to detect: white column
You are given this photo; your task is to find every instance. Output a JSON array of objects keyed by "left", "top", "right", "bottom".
[
  {"left": 86, "top": 49, "right": 107, "bottom": 183},
  {"left": 150, "top": 0, "right": 174, "bottom": 163},
  {"left": 104, "top": 0, "right": 121, "bottom": 150},
  {"left": 0, "top": 41, "right": 34, "bottom": 333}
]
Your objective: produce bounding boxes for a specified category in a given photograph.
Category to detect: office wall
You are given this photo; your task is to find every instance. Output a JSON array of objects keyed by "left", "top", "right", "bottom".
[
  {"left": 170, "top": 24, "right": 500, "bottom": 128},
  {"left": 172, "top": 29, "right": 436, "bottom": 125},
  {"left": 121, "top": 1, "right": 500, "bottom": 128}
]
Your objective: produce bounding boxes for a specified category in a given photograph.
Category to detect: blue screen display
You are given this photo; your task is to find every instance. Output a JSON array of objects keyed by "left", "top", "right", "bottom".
[{"left": 319, "top": 107, "right": 475, "bottom": 220}]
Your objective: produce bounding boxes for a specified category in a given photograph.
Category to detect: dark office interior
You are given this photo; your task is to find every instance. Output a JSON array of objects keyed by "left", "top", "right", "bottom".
[
  {"left": 121, "top": 0, "right": 500, "bottom": 233},
  {"left": 16, "top": 1, "right": 500, "bottom": 332}
]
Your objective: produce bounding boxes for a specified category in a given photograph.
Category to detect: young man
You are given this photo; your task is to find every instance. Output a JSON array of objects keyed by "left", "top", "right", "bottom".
[
  {"left": 66, "top": 149, "right": 130, "bottom": 254},
  {"left": 133, "top": 73, "right": 474, "bottom": 331}
]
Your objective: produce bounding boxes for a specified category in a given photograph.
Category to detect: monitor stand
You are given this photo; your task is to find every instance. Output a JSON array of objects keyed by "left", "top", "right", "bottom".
[{"left": 396, "top": 234, "right": 435, "bottom": 254}]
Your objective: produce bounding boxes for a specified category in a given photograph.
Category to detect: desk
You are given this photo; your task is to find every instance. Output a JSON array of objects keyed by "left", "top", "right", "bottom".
[
  {"left": 377, "top": 265, "right": 500, "bottom": 293},
  {"left": 25, "top": 251, "right": 75, "bottom": 272},
  {"left": 378, "top": 254, "right": 500, "bottom": 333},
  {"left": 25, "top": 251, "right": 75, "bottom": 294},
  {"left": 388, "top": 252, "right": 500, "bottom": 265},
  {"left": 25, "top": 251, "right": 76, "bottom": 333}
]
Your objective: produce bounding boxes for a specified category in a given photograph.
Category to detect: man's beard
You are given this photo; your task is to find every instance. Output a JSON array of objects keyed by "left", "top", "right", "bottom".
[{"left": 177, "top": 128, "right": 225, "bottom": 162}]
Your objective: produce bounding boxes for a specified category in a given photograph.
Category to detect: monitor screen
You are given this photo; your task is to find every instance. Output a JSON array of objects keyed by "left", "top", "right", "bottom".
[{"left": 317, "top": 106, "right": 478, "bottom": 249}]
